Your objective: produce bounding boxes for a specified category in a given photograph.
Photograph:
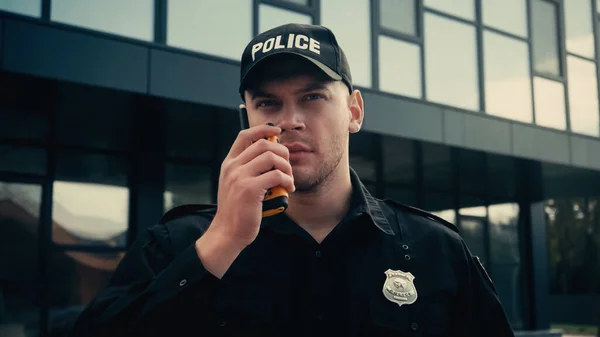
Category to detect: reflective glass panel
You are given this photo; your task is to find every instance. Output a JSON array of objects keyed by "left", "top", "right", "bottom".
[
  {"left": 423, "top": 191, "right": 456, "bottom": 225},
  {"left": 379, "top": 36, "right": 422, "bottom": 98},
  {"left": 484, "top": 30, "right": 533, "bottom": 123},
  {"left": 382, "top": 135, "right": 415, "bottom": 185},
  {"left": 51, "top": 0, "right": 153, "bottom": 41},
  {"left": 259, "top": 4, "right": 312, "bottom": 34},
  {"left": 531, "top": 0, "right": 561, "bottom": 76},
  {"left": 533, "top": 76, "right": 567, "bottom": 130},
  {"left": 424, "top": 0, "right": 474, "bottom": 21},
  {"left": 546, "top": 197, "right": 600, "bottom": 294},
  {"left": 56, "top": 86, "right": 133, "bottom": 152},
  {"left": 283, "top": 0, "right": 309, "bottom": 5},
  {"left": 48, "top": 250, "right": 124, "bottom": 335},
  {"left": 425, "top": 13, "right": 479, "bottom": 111},
  {"left": 482, "top": 0, "right": 527, "bottom": 38},
  {"left": 567, "top": 56, "right": 600, "bottom": 137},
  {"left": 422, "top": 142, "right": 452, "bottom": 191},
  {"left": 0, "top": 146, "right": 46, "bottom": 176},
  {"left": 0, "top": 0, "right": 40, "bottom": 17},
  {"left": 321, "top": 0, "right": 372, "bottom": 87},
  {"left": 380, "top": 0, "right": 417, "bottom": 35},
  {"left": 53, "top": 153, "right": 129, "bottom": 247},
  {"left": 167, "top": 0, "right": 253, "bottom": 61},
  {"left": 489, "top": 203, "right": 523, "bottom": 329},
  {"left": 0, "top": 182, "right": 42, "bottom": 336},
  {"left": 164, "top": 101, "right": 215, "bottom": 160},
  {"left": 564, "top": 0, "right": 595, "bottom": 58},
  {"left": 385, "top": 186, "right": 417, "bottom": 206},
  {"left": 460, "top": 212, "right": 486, "bottom": 259},
  {"left": 164, "top": 163, "right": 213, "bottom": 213}
]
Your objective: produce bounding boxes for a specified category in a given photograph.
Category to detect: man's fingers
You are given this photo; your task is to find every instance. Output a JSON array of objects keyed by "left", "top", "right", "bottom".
[
  {"left": 235, "top": 138, "right": 289, "bottom": 166},
  {"left": 228, "top": 124, "right": 282, "bottom": 158},
  {"left": 244, "top": 151, "right": 293, "bottom": 178},
  {"left": 252, "top": 169, "right": 296, "bottom": 193}
]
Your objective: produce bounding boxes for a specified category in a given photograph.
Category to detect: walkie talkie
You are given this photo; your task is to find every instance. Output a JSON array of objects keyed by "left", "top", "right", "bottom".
[{"left": 239, "top": 104, "right": 289, "bottom": 217}]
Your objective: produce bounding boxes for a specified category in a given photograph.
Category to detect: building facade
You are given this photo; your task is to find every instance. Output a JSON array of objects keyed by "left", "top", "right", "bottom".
[{"left": 0, "top": 0, "right": 599, "bottom": 336}]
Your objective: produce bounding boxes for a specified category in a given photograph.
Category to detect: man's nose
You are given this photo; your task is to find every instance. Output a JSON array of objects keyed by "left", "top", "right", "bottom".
[{"left": 278, "top": 105, "right": 305, "bottom": 133}]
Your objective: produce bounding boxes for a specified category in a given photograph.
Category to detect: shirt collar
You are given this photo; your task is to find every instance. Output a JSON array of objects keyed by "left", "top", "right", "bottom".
[{"left": 261, "top": 167, "right": 394, "bottom": 236}]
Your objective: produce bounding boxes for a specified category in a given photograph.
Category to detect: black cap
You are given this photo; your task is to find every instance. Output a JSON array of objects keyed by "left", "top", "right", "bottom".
[{"left": 239, "top": 23, "right": 353, "bottom": 99}]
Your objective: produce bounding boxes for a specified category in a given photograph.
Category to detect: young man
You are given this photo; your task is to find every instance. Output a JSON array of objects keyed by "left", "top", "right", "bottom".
[{"left": 69, "top": 24, "right": 515, "bottom": 337}]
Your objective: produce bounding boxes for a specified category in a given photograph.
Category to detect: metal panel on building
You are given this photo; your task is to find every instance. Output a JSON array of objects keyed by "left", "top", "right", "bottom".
[
  {"left": 149, "top": 49, "right": 241, "bottom": 109},
  {"left": 362, "top": 91, "right": 444, "bottom": 143},
  {"left": 3, "top": 19, "right": 148, "bottom": 93},
  {"left": 464, "top": 113, "right": 512, "bottom": 155},
  {"left": 512, "top": 124, "right": 570, "bottom": 165},
  {"left": 443, "top": 108, "right": 466, "bottom": 147}
]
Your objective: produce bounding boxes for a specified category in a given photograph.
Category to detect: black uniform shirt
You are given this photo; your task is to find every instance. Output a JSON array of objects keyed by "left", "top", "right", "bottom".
[{"left": 69, "top": 169, "right": 515, "bottom": 337}]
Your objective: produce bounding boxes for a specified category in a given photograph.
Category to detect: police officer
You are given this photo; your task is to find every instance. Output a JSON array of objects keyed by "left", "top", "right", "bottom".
[{"left": 69, "top": 23, "right": 515, "bottom": 337}]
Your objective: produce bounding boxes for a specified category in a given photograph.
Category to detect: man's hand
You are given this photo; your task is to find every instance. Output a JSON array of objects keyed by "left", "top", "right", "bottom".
[{"left": 196, "top": 123, "right": 295, "bottom": 279}]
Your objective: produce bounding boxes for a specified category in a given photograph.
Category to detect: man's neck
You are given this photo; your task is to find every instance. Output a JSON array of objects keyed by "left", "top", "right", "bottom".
[{"left": 285, "top": 164, "right": 353, "bottom": 243}]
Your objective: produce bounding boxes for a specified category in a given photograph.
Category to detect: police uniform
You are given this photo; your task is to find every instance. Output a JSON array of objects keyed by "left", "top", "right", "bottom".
[{"left": 69, "top": 168, "right": 515, "bottom": 337}]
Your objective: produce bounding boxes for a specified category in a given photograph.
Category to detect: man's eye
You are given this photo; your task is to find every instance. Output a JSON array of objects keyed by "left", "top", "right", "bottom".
[
  {"left": 304, "top": 93, "right": 323, "bottom": 101},
  {"left": 257, "top": 100, "right": 276, "bottom": 108}
]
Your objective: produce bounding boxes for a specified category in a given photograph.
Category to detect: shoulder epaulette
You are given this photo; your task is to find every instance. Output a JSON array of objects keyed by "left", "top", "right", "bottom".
[
  {"left": 382, "top": 199, "right": 459, "bottom": 233},
  {"left": 159, "top": 203, "right": 217, "bottom": 224}
]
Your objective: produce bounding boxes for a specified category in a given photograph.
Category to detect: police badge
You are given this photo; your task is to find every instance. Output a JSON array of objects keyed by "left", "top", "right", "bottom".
[{"left": 382, "top": 269, "right": 418, "bottom": 307}]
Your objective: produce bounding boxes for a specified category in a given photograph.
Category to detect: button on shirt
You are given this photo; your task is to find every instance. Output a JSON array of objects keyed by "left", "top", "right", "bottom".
[{"left": 70, "top": 169, "right": 516, "bottom": 337}]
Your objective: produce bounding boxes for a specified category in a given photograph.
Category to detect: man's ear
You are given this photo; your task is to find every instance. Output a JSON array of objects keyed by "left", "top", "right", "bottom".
[{"left": 348, "top": 89, "right": 364, "bottom": 134}]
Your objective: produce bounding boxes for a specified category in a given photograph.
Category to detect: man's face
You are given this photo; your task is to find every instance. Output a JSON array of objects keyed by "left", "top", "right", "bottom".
[{"left": 244, "top": 73, "right": 362, "bottom": 192}]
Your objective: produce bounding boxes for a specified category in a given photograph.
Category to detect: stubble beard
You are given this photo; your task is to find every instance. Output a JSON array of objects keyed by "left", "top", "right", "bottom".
[{"left": 292, "top": 132, "right": 347, "bottom": 193}]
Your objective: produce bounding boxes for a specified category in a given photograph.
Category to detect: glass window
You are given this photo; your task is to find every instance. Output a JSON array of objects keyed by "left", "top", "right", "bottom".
[
  {"left": 51, "top": 0, "right": 153, "bottom": 41},
  {"left": 564, "top": 0, "right": 595, "bottom": 58},
  {"left": 0, "top": 0, "right": 40, "bottom": 17},
  {"left": 48, "top": 250, "right": 123, "bottom": 336},
  {"left": 321, "top": 0, "right": 372, "bottom": 88},
  {"left": 0, "top": 109, "right": 47, "bottom": 142},
  {"left": 422, "top": 142, "right": 452, "bottom": 190},
  {"left": 484, "top": 31, "right": 533, "bottom": 123},
  {"left": 567, "top": 56, "right": 600, "bottom": 137},
  {"left": 0, "top": 145, "right": 46, "bottom": 176},
  {"left": 488, "top": 203, "right": 524, "bottom": 329},
  {"left": 259, "top": 4, "right": 312, "bottom": 34},
  {"left": 459, "top": 205, "right": 487, "bottom": 260},
  {"left": 0, "top": 181, "right": 42, "bottom": 336},
  {"left": 546, "top": 197, "right": 600, "bottom": 294},
  {"left": 424, "top": 0, "right": 474, "bottom": 21},
  {"left": 531, "top": 0, "right": 561, "bottom": 76},
  {"left": 53, "top": 152, "right": 129, "bottom": 248},
  {"left": 350, "top": 155, "right": 377, "bottom": 182},
  {"left": 283, "top": 0, "right": 310, "bottom": 5},
  {"left": 382, "top": 135, "right": 415, "bottom": 185},
  {"left": 423, "top": 191, "right": 456, "bottom": 225},
  {"left": 487, "top": 154, "right": 517, "bottom": 201},
  {"left": 489, "top": 203, "right": 520, "bottom": 265},
  {"left": 56, "top": 88, "right": 132, "bottom": 152},
  {"left": 424, "top": 13, "right": 479, "bottom": 111},
  {"left": 481, "top": 0, "right": 527, "bottom": 38},
  {"left": 379, "top": 36, "right": 422, "bottom": 98},
  {"left": 533, "top": 76, "right": 567, "bottom": 130},
  {"left": 165, "top": 102, "right": 215, "bottom": 160},
  {"left": 164, "top": 163, "right": 213, "bottom": 213},
  {"left": 380, "top": 0, "right": 417, "bottom": 36},
  {"left": 167, "top": 0, "right": 252, "bottom": 61},
  {"left": 384, "top": 186, "right": 417, "bottom": 206},
  {"left": 459, "top": 149, "right": 486, "bottom": 196}
]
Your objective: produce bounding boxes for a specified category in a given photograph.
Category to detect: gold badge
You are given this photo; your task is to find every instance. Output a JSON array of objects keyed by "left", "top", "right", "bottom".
[{"left": 382, "top": 269, "right": 418, "bottom": 307}]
